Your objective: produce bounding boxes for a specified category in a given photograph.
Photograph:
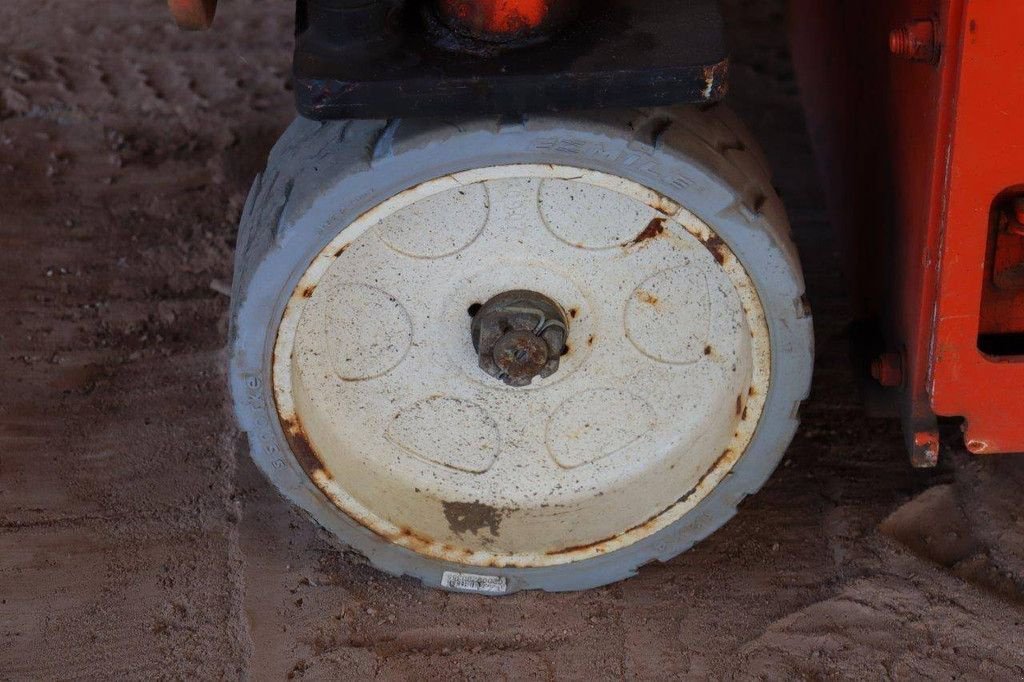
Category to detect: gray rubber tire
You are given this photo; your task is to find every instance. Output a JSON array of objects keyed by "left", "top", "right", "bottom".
[{"left": 228, "top": 105, "right": 814, "bottom": 594}]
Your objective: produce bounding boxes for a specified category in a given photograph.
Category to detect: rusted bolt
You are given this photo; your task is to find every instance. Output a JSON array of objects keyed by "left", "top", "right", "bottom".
[
  {"left": 889, "top": 19, "right": 938, "bottom": 63},
  {"left": 471, "top": 290, "right": 569, "bottom": 387},
  {"left": 870, "top": 352, "right": 904, "bottom": 388}
]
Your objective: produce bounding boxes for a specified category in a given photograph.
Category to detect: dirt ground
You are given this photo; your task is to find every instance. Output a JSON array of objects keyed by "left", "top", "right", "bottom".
[{"left": 2, "top": 0, "right": 1024, "bottom": 679}]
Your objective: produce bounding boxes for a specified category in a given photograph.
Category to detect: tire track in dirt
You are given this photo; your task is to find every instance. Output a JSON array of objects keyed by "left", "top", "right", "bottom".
[{"left": 0, "top": 1, "right": 293, "bottom": 677}]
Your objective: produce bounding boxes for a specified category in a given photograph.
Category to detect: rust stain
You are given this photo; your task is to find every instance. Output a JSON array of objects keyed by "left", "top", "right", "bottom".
[
  {"left": 636, "top": 290, "right": 660, "bottom": 306},
  {"left": 334, "top": 244, "right": 349, "bottom": 258},
  {"left": 667, "top": 448, "right": 736, "bottom": 510},
  {"left": 663, "top": 449, "right": 736, "bottom": 513},
  {"left": 280, "top": 415, "right": 334, "bottom": 482},
  {"left": 281, "top": 411, "right": 453, "bottom": 554},
  {"left": 546, "top": 538, "right": 614, "bottom": 557},
  {"left": 587, "top": 335, "right": 595, "bottom": 346},
  {"left": 546, "top": 511, "right": 663, "bottom": 556},
  {"left": 735, "top": 395, "right": 743, "bottom": 416},
  {"left": 630, "top": 217, "right": 667, "bottom": 246},
  {"left": 704, "top": 345, "right": 713, "bottom": 356},
  {"left": 647, "top": 196, "right": 680, "bottom": 215},
  {"left": 395, "top": 526, "right": 436, "bottom": 553},
  {"left": 443, "top": 500, "right": 506, "bottom": 537},
  {"left": 301, "top": 285, "right": 315, "bottom": 299},
  {"left": 703, "top": 234, "right": 729, "bottom": 265},
  {"left": 569, "top": 307, "right": 579, "bottom": 319},
  {"left": 748, "top": 386, "right": 757, "bottom": 396},
  {"left": 742, "top": 406, "right": 749, "bottom": 421}
]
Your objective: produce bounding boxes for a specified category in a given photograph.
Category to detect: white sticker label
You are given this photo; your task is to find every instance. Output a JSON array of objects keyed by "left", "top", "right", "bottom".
[{"left": 441, "top": 571, "right": 508, "bottom": 594}]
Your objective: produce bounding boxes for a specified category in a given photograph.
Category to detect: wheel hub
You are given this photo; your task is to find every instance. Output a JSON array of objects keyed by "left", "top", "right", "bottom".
[{"left": 471, "top": 290, "right": 569, "bottom": 387}]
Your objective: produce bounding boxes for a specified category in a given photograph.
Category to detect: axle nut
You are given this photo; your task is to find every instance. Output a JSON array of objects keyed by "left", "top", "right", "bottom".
[{"left": 471, "top": 290, "right": 569, "bottom": 387}]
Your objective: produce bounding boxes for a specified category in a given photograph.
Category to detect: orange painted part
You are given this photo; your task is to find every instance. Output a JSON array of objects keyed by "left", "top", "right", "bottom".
[
  {"left": 929, "top": 1, "right": 1024, "bottom": 454},
  {"left": 983, "top": 212, "right": 1024, "bottom": 334},
  {"left": 168, "top": 0, "right": 216, "bottom": 30},
  {"left": 439, "top": 0, "right": 552, "bottom": 36},
  {"left": 791, "top": 0, "right": 1024, "bottom": 459},
  {"left": 878, "top": 0, "right": 963, "bottom": 464}
]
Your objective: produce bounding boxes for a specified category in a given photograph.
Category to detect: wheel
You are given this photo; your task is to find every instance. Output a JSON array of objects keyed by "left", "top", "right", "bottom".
[{"left": 229, "top": 106, "right": 813, "bottom": 594}]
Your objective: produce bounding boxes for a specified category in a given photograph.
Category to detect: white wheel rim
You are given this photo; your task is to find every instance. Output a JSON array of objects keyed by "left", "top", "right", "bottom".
[{"left": 274, "top": 165, "right": 770, "bottom": 568}]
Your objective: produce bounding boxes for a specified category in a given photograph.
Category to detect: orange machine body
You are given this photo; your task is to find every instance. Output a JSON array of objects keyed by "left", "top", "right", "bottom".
[{"left": 791, "top": 0, "right": 1024, "bottom": 462}]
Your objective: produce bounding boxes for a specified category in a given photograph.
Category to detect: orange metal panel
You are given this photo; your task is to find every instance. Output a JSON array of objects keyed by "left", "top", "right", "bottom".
[
  {"left": 883, "top": 0, "right": 964, "bottom": 465},
  {"left": 789, "top": 0, "right": 959, "bottom": 465},
  {"left": 791, "top": 0, "right": 1024, "bottom": 461},
  {"left": 930, "top": 1, "right": 1024, "bottom": 454}
]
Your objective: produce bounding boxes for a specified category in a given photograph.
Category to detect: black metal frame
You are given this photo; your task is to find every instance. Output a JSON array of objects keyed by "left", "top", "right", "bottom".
[{"left": 294, "top": 0, "right": 728, "bottom": 120}]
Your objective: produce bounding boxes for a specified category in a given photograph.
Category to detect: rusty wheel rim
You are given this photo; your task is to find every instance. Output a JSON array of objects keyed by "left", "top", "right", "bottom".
[{"left": 272, "top": 165, "right": 770, "bottom": 568}]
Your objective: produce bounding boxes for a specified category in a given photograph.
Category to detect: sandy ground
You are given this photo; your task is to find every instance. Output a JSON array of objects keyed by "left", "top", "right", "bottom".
[{"left": 2, "top": 0, "right": 1024, "bottom": 679}]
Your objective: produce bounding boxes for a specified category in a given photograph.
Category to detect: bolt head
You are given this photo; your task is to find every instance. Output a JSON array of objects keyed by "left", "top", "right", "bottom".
[
  {"left": 889, "top": 20, "right": 938, "bottom": 63},
  {"left": 493, "top": 330, "right": 550, "bottom": 384}
]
